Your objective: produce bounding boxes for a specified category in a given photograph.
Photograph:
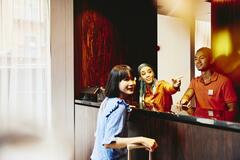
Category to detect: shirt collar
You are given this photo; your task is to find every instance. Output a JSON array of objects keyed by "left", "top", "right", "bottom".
[{"left": 199, "top": 72, "right": 218, "bottom": 85}]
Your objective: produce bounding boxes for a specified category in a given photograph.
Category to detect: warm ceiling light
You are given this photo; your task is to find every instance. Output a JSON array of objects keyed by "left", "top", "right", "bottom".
[{"left": 212, "top": 29, "right": 232, "bottom": 58}]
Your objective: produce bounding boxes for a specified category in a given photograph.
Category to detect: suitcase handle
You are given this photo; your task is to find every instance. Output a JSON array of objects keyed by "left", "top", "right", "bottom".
[{"left": 127, "top": 144, "right": 152, "bottom": 160}]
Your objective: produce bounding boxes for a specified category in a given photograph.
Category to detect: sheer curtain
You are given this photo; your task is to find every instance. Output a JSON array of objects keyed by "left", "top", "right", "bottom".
[{"left": 0, "top": 0, "right": 51, "bottom": 129}]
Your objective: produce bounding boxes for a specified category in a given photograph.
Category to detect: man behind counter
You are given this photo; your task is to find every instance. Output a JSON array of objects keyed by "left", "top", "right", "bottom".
[{"left": 180, "top": 47, "right": 238, "bottom": 121}]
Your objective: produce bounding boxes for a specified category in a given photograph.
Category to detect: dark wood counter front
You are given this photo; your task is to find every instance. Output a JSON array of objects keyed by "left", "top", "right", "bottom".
[
  {"left": 128, "top": 109, "right": 240, "bottom": 160},
  {"left": 74, "top": 101, "right": 240, "bottom": 160}
]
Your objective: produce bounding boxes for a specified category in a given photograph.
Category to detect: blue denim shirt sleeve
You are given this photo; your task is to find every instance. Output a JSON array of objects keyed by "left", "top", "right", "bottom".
[{"left": 102, "top": 99, "right": 128, "bottom": 145}]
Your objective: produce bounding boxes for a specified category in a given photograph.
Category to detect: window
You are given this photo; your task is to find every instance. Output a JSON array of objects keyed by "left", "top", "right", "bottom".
[{"left": 0, "top": 0, "right": 51, "bottom": 128}]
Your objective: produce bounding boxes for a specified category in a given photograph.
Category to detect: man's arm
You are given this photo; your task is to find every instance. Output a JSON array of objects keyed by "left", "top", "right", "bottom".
[
  {"left": 226, "top": 102, "right": 236, "bottom": 112},
  {"left": 222, "top": 78, "right": 238, "bottom": 121},
  {"left": 225, "top": 102, "right": 237, "bottom": 121},
  {"left": 179, "top": 88, "right": 195, "bottom": 115},
  {"left": 180, "top": 88, "right": 195, "bottom": 105}
]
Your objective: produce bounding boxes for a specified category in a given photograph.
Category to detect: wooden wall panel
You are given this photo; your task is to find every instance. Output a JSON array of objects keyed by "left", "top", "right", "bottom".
[
  {"left": 74, "top": 0, "right": 157, "bottom": 98},
  {"left": 76, "top": 11, "right": 123, "bottom": 90},
  {"left": 74, "top": 105, "right": 98, "bottom": 160}
]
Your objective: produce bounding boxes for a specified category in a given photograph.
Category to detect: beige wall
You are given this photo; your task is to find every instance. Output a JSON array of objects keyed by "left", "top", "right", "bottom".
[
  {"left": 51, "top": 0, "right": 74, "bottom": 154},
  {"left": 157, "top": 14, "right": 191, "bottom": 103}
]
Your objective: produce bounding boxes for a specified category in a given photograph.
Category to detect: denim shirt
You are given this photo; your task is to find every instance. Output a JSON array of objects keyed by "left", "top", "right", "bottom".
[{"left": 91, "top": 97, "right": 131, "bottom": 160}]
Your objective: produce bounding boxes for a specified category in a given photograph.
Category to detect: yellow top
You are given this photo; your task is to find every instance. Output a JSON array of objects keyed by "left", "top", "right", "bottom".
[{"left": 144, "top": 80, "right": 177, "bottom": 112}]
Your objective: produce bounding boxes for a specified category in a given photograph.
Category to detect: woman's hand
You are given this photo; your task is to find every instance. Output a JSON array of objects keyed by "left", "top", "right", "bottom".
[
  {"left": 140, "top": 137, "right": 158, "bottom": 152},
  {"left": 172, "top": 76, "right": 183, "bottom": 89},
  {"left": 129, "top": 105, "right": 136, "bottom": 108}
]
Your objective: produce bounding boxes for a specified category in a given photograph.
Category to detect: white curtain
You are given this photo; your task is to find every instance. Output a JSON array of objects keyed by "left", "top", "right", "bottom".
[
  {"left": 0, "top": 0, "right": 51, "bottom": 129},
  {"left": 195, "top": 20, "right": 211, "bottom": 77}
]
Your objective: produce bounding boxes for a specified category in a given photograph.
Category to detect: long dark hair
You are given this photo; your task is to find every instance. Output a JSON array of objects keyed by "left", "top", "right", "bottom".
[
  {"left": 105, "top": 65, "right": 134, "bottom": 98},
  {"left": 137, "top": 63, "right": 157, "bottom": 108}
]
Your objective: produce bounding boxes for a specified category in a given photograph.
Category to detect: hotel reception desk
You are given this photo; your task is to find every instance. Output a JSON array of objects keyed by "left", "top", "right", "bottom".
[{"left": 74, "top": 100, "right": 240, "bottom": 160}]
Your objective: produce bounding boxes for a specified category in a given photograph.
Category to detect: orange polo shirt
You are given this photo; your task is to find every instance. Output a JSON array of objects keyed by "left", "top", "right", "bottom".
[
  {"left": 189, "top": 72, "right": 237, "bottom": 120},
  {"left": 144, "top": 80, "right": 178, "bottom": 112}
]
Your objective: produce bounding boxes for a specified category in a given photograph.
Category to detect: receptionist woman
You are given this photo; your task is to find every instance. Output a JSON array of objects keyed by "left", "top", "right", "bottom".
[{"left": 138, "top": 63, "right": 181, "bottom": 112}]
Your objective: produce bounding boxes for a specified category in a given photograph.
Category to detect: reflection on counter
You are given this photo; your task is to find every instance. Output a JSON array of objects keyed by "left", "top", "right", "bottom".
[
  {"left": 132, "top": 108, "right": 240, "bottom": 132},
  {"left": 196, "top": 118, "right": 214, "bottom": 125},
  {"left": 75, "top": 99, "right": 101, "bottom": 108},
  {"left": 75, "top": 99, "right": 240, "bottom": 132}
]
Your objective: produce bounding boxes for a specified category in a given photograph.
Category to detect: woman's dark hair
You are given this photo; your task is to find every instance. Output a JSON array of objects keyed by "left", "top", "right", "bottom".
[
  {"left": 105, "top": 65, "right": 134, "bottom": 98},
  {"left": 137, "top": 63, "right": 152, "bottom": 75}
]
